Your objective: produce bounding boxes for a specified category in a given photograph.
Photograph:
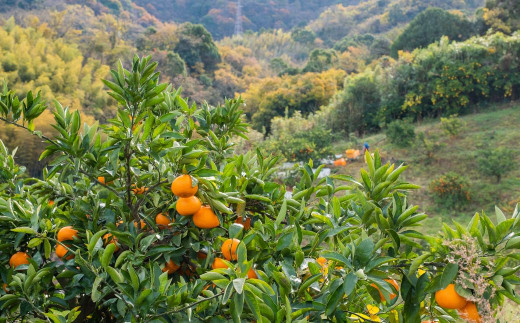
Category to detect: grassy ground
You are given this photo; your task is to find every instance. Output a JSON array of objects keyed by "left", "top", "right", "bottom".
[{"left": 331, "top": 102, "right": 520, "bottom": 234}]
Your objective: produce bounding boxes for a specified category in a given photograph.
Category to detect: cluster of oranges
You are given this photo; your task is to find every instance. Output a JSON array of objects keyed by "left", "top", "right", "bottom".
[
  {"left": 171, "top": 174, "right": 219, "bottom": 229},
  {"left": 435, "top": 284, "right": 481, "bottom": 323}
]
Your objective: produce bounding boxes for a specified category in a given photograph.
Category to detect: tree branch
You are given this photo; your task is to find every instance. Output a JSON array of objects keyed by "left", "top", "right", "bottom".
[
  {"left": 149, "top": 291, "right": 225, "bottom": 319},
  {"left": 78, "top": 169, "right": 124, "bottom": 198},
  {"left": 0, "top": 116, "right": 59, "bottom": 147}
]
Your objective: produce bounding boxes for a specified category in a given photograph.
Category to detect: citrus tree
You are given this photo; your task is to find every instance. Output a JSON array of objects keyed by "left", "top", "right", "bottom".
[{"left": 1, "top": 56, "right": 520, "bottom": 322}]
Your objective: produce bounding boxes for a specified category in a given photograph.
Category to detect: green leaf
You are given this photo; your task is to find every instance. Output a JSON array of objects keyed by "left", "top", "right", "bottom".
[
  {"left": 275, "top": 199, "right": 288, "bottom": 228},
  {"left": 343, "top": 272, "right": 358, "bottom": 297},
  {"left": 408, "top": 252, "right": 431, "bottom": 277},
  {"left": 101, "top": 243, "right": 116, "bottom": 268},
  {"left": 297, "top": 274, "right": 322, "bottom": 296},
  {"left": 496, "top": 206, "right": 506, "bottom": 224},
  {"left": 115, "top": 250, "right": 132, "bottom": 268},
  {"left": 27, "top": 238, "right": 42, "bottom": 248},
  {"left": 91, "top": 277, "right": 102, "bottom": 302},
  {"left": 244, "top": 290, "right": 261, "bottom": 320},
  {"left": 88, "top": 229, "right": 107, "bottom": 255},
  {"left": 222, "top": 282, "right": 234, "bottom": 304},
  {"left": 106, "top": 266, "right": 123, "bottom": 284},
  {"left": 11, "top": 227, "right": 37, "bottom": 234},
  {"left": 322, "top": 251, "right": 352, "bottom": 268},
  {"left": 44, "top": 239, "right": 51, "bottom": 259},
  {"left": 431, "top": 263, "right": 459, "bottom": 292},
  {"left": 233, "top": 278, "right": 246, "bottom": 294},
  {"left": 136, "top": 289, "right": 152, "bottom": 306},
  {"left": 200, "top": 272, "right": 227, "bottom": 281}
]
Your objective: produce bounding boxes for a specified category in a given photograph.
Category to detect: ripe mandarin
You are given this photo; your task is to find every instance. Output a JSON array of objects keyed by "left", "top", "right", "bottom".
[
  {"left": 193, "top": 206, "right": 220, "bottom": 229},
  {"left": 247, "top": 267, "right": 258, "bottom": 279},
  {"left": 56, "top": 244, "right": 74, "bottom": 260},
  {"left": 458, "top": 302, "right": 482, "bottom": 323},
  {"left": 235, "top": 216, "right": 251, "bottom": 230},
  {"left": 162, "top": 259, "right": 181, "bottom": 274},
  {"left": 9, "top": 252, "right": 30, "bottom": 268},
  {"left": 176, "top": 196, "right": 202, "bottom": 216},
  {"left": 57, "top": 226, "right": 78, "bottom": 242},
  {"left": 221, "top": 238, "right": 240, "bottom": 261},
  {"left": 212, "top": 257, "right": 228, "bottom": 269},
  {"left": 155, "top": 213, "right": 172, "bottom": 229},
  {"left": 171, "top": 174, "right": 198, "bottom": 197},
  {"left": 435, "top": 284, "right": 467, "bottom": 309}
]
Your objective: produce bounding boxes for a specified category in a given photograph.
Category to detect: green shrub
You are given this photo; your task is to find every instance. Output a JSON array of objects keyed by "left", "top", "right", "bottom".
[
  {"left": 415, "top": 132, "right": 445, "bottom": 163},
  {"left": 430, "top": 172, "right": 471, "bottom": 209},
  {"left": 477, "top": 147, "right": 517, "bottom": 183},
  {"left": 440, "top": 114, "right": 465, "bottom": 137},
  {"left": 260, "top": 111, "right": 334, "bottom": 162},
  {"left": 386, "top": 119, "right": 415, "bottom": 147}
]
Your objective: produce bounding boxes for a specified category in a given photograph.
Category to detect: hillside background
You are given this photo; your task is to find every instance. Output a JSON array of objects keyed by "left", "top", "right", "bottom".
[{"left": 1, "top": 0, "right": 519, "bottom": 233}]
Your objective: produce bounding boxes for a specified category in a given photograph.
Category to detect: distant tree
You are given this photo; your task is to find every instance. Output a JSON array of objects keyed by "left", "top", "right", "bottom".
[
  {"left": 334, "top": 34, "right": 375, "bottom": 52},
  {"left": 290, "top": 28, "right": 316, "bottom": 45},
  {"left": 440, "top": 115, "right": 465, "bottom": 138},
  {"left": 329, "top": 73, "right": 380, "bottom": 136},
  {"left": 483, "top": 0, "right": 520, "bottom": 34},
  {"left": 269, "top": 58, "right": 289, "bottom": 74},
  {"left": 391, "top": 8, "right": 475, "bottom": 56},
  {"left": 243, "top": 69, "right": 346, "bottom": 132},
  {"left": 478, "top": 148, "right": 517, "bottom": 183},
  {"left": 386, "top": 119, "right": 415, "bottom": 147},
  {"left": 302, "top": 49, "right": 338, "bottom": 73},
  {"left": 174, "top": 23, "right": 221, "bottom": 74},
  {"left": 369, "top": 37, "right": 391, "bottom": 58}
]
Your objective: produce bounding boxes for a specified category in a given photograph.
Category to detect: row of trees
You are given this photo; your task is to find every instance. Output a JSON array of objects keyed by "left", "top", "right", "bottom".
[{"left": 328, "top": 32, "right": 520, "bottom": 136}]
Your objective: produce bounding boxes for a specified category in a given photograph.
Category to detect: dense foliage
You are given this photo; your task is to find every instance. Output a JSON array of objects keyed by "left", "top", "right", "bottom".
[
  {"left": 328, "top": 32, "right": 520, "bottom": 135},
  {"left": 1, "top": 57, "right": 520, "bottom": 322},
  {"left": 391, "top": 8, "right": 476, "bottom": 56},
  {"left": 242, "top": 69, "right": 345, "bottom": 133},
  {"left": 483, "top": 0, "right": 520, "bottom": 34}
]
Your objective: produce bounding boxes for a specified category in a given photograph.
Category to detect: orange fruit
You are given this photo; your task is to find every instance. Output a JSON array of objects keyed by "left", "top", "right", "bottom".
[
  {"left": 221, "top": 238, "right": 240, "bottom": 261},
  {"left": 171, "top": 174, "right": 198, "bottom": 197},
  {"left": 317, "top": 257, "right": 327, "bottom": 266},
  {"left": 235, "top": 216, "right": 251, "bottom": 230},
  {"left": 435, "top": 284, "right": 467, "bottom": 309},
  {"left": 57, "top": 226, "right": 78, "bottom": 242},
  {"left": 197, "top": 251, "right": 207, "bottom": 260},
  {"left": 103, "top": 233, "right": 120, "bottom": 252},
  {"left": 193, "top": 206, "right": 220, "bottom": 229},
  {"left": 56, "top": 244, "right": 74, "bottom": 260},
  {"left": 372, "top": 279, "right": 400, "bottom": 301},
  {"left": 176, "top": 196, "right": 202, "bottom": 216},
  {"left": 155, "top": 213, "right": 172, "bottom": 229},
  {"left": 131, "top": 184, "right": 148, "bottom": 195},
  {"left": 247, "top": 267, "right": 258, "bottom": 279},
  {"left": 48, "top": 200, "right": 54, "bottom": 206},
  {"left": 457, "top": 302, "right": 481, "bottom": 323},
  {"left": 2, "top": 283, "right": 8, "bottom": 293},
  {"left": 212, "top": 257, "right": 228, "bottom": 269},
  {"left": 162, "top": 259, "right": 180, "bottom": 274},
  {"left": 9, "top": 252, "right": 30, "bottom": 268},
  {"left": 134, "top": 220, "right": 146, "bottom": 230},
  {"left": 98, "top": 176, "right": 113, "bottom": 185}
]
